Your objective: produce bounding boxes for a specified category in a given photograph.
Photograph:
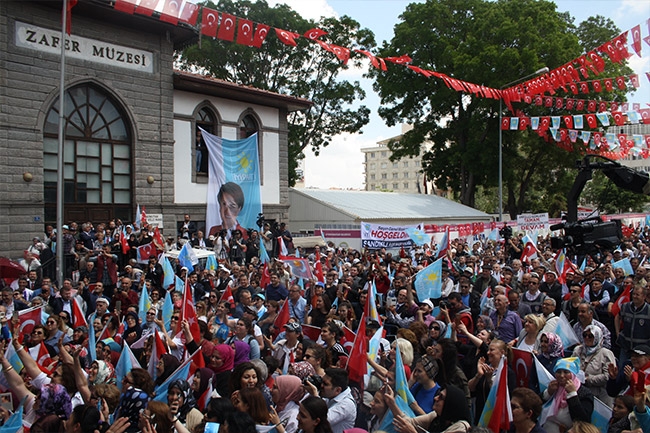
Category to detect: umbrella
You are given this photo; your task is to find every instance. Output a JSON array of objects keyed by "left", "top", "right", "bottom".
[{"left": 0, "top": 257, "right": 27, "bottom": 280}]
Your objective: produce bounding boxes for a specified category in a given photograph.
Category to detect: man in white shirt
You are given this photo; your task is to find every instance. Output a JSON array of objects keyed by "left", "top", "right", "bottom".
[{"left": 311, "top": 368, "right": 357, "bottom": 433}]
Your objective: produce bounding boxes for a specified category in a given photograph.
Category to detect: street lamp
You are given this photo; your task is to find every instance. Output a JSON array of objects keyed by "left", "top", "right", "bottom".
[{"left": 498, "top": 66, "right": 549, "bottom": 221}]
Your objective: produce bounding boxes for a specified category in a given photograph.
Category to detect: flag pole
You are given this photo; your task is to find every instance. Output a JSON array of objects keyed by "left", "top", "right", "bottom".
[{"left": 56, "top": 0, "right": 69, "bottom": 287}]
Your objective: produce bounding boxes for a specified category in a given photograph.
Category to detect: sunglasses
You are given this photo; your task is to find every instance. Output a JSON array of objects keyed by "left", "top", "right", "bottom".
[
  {"left": 146, "top": 312, "right": 156, "bottom": 316},
  {"left": 32, "top": 331, "right": 43, "bottom": 335},
  {"left": 569, "top": 290, "right": 580, "bottom": 293},
  {"left": 431, "top": 327, "right": 440, "bottom": 331},
  {"left": 171, "top": 316, "right": 180, "bottom": 321},
  {"left": 582, "top": 333, "right": 594, "bottom": 338}
]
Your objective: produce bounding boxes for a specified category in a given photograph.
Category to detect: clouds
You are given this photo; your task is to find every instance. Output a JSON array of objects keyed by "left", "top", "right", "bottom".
[{"left": 266, "top": 0, "right": 337, "bottom": 21}]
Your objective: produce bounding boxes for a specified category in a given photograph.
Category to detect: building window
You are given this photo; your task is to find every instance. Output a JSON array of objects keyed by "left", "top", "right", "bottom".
[
  {"left": 195, "top": 106, "right": 217, "bottom": 175},
  {"left": 381, "top": 173, "right": 387, "bottom": 179},
  {"left": 381, "top": 151, "right": 387, "bottom": 157},
  {"left": 392, "top": 173, "right": 398, "bottom": 179},
  {"left": 381, "top": 183, "right": 388, "bottom": 189},
  {"left": 393, "top": 183, "right": 399, "bottom": 189},
  {"left": 404, "top": 182, "right": 409, "bottom": 189},
  {"left": 404, "top": 172, "right": 409, "bottom": 178},
  {"left": 238, "top": 112, "right": 263, "bottom": 183},
  {"left": 393, "top": 162, "right": 398, "bottom": 168},
  {"left": 370, "top": 184, "right": 376, "bottom": 190},
  {"left": 370, "top": 174, "right": 376, "bottom": 180},
  {"left": 43, "top": 83, "right": 132, "bottom": 223},
  {"left": 369, "top": 162, "right": 376, "bottom": 170},
  {"left": 381, "top": 162, "right": 387, "bottom": 169},
  {"left": 403, "top": 161, "right": 409, "bottom": 167},
  {"left": 370, "top": 152, "right": 375, "bottom": 158},
  {"left": 415, "top": 161, "right": 421, "bottom": 167}
]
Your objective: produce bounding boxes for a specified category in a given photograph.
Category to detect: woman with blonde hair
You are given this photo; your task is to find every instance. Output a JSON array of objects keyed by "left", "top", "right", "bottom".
[{"left": 515, "top": 314, "right": 546, "bottom": 352}]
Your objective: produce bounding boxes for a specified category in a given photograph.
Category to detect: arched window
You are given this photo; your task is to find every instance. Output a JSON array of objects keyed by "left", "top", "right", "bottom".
[
  {"left": 43, "top": 84, "right": 132, "bottom": 223},
  {"left": 195, "top": 106, "right": 217, "bottom": 175},
  {"left": 238, "top": 112, "right": 263, "bottom": 182}
]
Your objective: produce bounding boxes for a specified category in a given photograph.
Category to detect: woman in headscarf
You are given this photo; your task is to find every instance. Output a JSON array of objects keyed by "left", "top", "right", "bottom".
[
  {"left": 233, "top": 340, "right": 251, "bottom": 366},
  {"left": 540, "top": 357, "right": 594, "bottom": 433},
  {"left": 123, "top": 311, "right": 142, "bottom": 346},
  {"left": 536, "top": 332, "right": 564, "bottom": 373},
  {"left": 168, "top": 379, "right": 203, "bottom": 433},
  {"left": 154, "top": 354, "right": 180, "bottom": 388},
  {"left": 428, "top": 320, "right": 447, "bottom": 345},
  {"left": 571, "top": 324, "right": 616, "bottom": 406},
  {"left": 88, "top": 360, "right": 116, "bottom": 386},
  {"left": 31, "top": 383, "right": 73, "bottom": 433},
  {"left": 114, "top": 383, "right": 150, "bottom": 433},
  {"left": 288, "top": 360, "right": 317, "bottom": 381},
  {"left": 387, "top": 384, "right": 471, "bottom": 433},
  {"left": 409, "top": 355, "right": 442, "bottom": 416},
  {"left": 271, "top": 375, "right": 305, "bottom": 433},
  {"left": 208, "top": 344, "right": 235, "bottom": 398},
  {"left": 191, "top": 367, "right": 216, "bottom": 409}
]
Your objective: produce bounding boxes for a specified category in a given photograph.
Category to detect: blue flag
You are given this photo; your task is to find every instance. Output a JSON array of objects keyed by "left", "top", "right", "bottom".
[
  {"left": 153, "top": 352, "right": 194, "bottom": 402},
  {"left": 115, "top": 344, "right": 141, "bottom": 391},
  {"left": 175, "top": 275, "right": 184, "bottom": 293},
  {"left": 394, "top": 342, "right": 415, "bottom": 405},
  {"left": 612, "top": 257, "right": 634, "bottom": 276},
  {"left": 0, "top": 398, "right": 24, "bottom": 432},
  {"left": 88, "top": 318, "right": 97, "bottom": 362},
  {"left": 138, "top": 287, "right": 152, "bottom": 323},
  {"left": 259, "top": 236, "right": 270, "bottom": 264},
  {"left": 379, "top": 390, "right": 415, "bottom": 433},
  {"left": 205, "top": 254, "right": 218, "bottom": 272},
  {"left": 160, "top": 254, "right": 175, "bottom": 289},
  {"left": 414, "top": 257, "right": 443, "bottom": 300},
  {"left": 405, "top": 227, "right": 428, "bottom": 246},
  {"left": 162, "top": 290, "right": 173, "bottom": 332},
  {"left": 178, "top": 242, "right": 197, "bottom": 273}
]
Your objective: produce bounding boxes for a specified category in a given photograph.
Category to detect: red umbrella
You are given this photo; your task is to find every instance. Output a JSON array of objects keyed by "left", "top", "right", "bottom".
[{"left": 0, "top": 257, "right": 27, "bottom": 280}]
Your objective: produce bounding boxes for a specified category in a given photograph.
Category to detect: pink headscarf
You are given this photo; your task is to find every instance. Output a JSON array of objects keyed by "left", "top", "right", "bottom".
[
  {"left": 273, "top": 375, "right": 305, "bottom": 412},
  {"left": 211, "top": 344, "right": 235, "bottom": 374}
]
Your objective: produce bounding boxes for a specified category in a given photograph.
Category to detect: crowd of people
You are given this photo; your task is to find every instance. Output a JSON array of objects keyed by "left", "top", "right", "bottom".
[{"left": 1, "top": 218, "right": 650, "bottom": 433}]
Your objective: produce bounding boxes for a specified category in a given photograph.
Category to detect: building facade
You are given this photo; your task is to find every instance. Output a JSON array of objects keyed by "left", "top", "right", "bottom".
[{"left": 0, "top": 0, "right": 309, "bottom": 257}]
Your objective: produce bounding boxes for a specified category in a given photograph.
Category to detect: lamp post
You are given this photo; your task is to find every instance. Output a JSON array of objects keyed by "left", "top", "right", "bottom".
[{"left": 498, "top": 66, "right": 549, "bottom": 221}]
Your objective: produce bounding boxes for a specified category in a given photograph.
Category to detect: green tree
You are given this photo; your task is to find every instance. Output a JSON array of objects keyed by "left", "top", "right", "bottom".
[
  {"left": 371, "top": 0, "right": 632, "bottom": 219},
  {"left": 582, "top": 171, "right": 650, "bottom": 213},
  {"left": 177, "top": 0, "right": 374, "bottom": 185}
]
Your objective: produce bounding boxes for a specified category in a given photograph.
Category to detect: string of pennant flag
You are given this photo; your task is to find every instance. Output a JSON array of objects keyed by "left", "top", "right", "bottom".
[
  {"left": 108, "top": 0, "right": 650, "bottom": 158},
  {"left": 110, "top": 0, "right": 649, "bottom": 100}
]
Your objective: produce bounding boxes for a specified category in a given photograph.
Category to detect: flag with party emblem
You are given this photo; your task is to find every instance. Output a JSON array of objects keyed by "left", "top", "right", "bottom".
[
  {"left": 364, "top": 280, "right": 382, "bottom": 325},
  {"left": 479, "top": 355, "right": 512, "bottom": 432},
  {"left": 281, "top": 258, "right": 314, "bottom": 280},
  {"left": 555, "top": 312, "right": 580, "bottom": 349},
  {"left": 205, "top": 254, "right": 218, "bottom": 272},
  {"left": 178, "top": 242, "right": 198, "bottom": 273},
  {"left": 259, "top": 236, "right": 270, "bottom": 264},
  {"left": 115, "top": 344, "right": 141, "bottom": 390},
  {"left": 4, "top": 343, "right": 23, "bottom": 373},
  {"left": 153, "top": 349, "right": 195, "bottom": 402},
  {"left": 414, "top": 257, "right": 443, "bottom": 301},
  {"left": 0, "top": 396, "right": 23, "bottom": 432},
  {"left": 367, "top": 325, "right": 384, "bottom": 374},
  {"left": 612, "top": 257, "right": 634, "bottom": 276},
  {"left": 160, "top": 254, "right": 175, "bottom": 289},
  {"left": 534, "top": 355, "right": 555, "bottom": 394},
  {"left": 591, "top": 397, "right": 612, "bottom": 431},
  {"left": 394, "top": 341, "right": 415, "bottom": 405},
  {"left": 405, "top": 227, "right": 428, "bottom": 246},
  {"left": 138, "top": 287, "right": 152, "bottom": 324}
]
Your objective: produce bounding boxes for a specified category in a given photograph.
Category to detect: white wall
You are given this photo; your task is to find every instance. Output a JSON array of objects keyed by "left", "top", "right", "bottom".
[{"left": 173, "top": 90, "right": 281, "bottom": 205}]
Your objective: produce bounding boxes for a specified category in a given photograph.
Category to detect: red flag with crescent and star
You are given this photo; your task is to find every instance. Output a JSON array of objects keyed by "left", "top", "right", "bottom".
[
  {"left": 17, "top": 306, "right": 43, "bottom": 343},
  {"left": 511, "top": 348, "right": 534, "bottom": 388},
  {"left": 177, "top": 277, "right": 201, "bottom": 342}
]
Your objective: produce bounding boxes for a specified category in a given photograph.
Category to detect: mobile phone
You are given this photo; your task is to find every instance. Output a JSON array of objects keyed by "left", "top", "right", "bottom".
[
  {"left": 386, "top": 297, "right": 397, "bottom": 308},
  {"left": 204, "top": 423, "right": 220, "bottom": 433},
  {"left": 12, "top": 311, "right": 19, "bottom": 322},
  {"left": 157, "top": 309, "right": 163, "bottom": 320},
  {"left": 115, "top": 300, "right": 121, "bottom": 314}
]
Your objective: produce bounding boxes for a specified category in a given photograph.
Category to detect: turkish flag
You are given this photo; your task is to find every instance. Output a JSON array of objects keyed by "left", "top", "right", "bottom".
[
  {"left": 511, "top": 348, "right": 533, "bottom": 388},
  {"left": 566, "top": 99, "right": 575, "bottom": 110},
  {"left": 639, "top": 109, "right": 650, "bottom": 124},
  {"left": 177, "top": 278, "right": 201, "bottom": 342},
  {"left": 616, "top": 76, "right": 627, "bottom": 90},
  {"left": 385, "top": 54, "right": 412, "bottom": 65},
  {"left": 576, "top": 100, "right": 585, "bottom": 111},
  {"left": 72, "top": 298, "right": 88, "bottom": 328},
  {"left": 136, "top": 243, "right": 157, "bottom": 263},
  {"left": 603, "top": 78, "right": 613, "bottom": 92},
  {"left": 314, "top": 250, "right": 325, "bottom": 283},
  {"left": 114, "top": 0, "right": 137, "bottom": 14},
  {"left": 160, "top": 0, "right": 181, "bottom": 24},
  {"left": 201, "top": 8, "right": 218, "bottom": 37},
  {"left": 587, "top": 100, "right": 597, "bottom": 112},
  {"left": 579, "top": 82, "right": 589, "bottom": 94},
  {"left": 586, "top": 114, "right": 597, "bottom": 128},
  {"left": 520, "top": 240, "right": 538, "bottom": 263},
  {"left": 613, "top": 32, "right": 630, "bottom": 60},
  {"left": 539, "top": 117, "right": 550, "bottom": 132},
  {"left": 189, "top": 344, "right": 206, "bottom": 377},
  {"left": 18, "top": 306, "right": 43, "bottom": 343},
  {"left": 252, "top": 24, "right": 270, "bottom": 48},
  {"left": 153, "top": 227, "right": 164, "bottom": 252},
  {"left": 330, "top": 45, "right": 351, "bottom": 64},
  {"left": 563, "top": 116, "right": 573, "bottom": 129},
  {"left": 612, "top": 284, "right": 632, "bottom": 317},
  {"left": 611, "top": 102, "right": 619, "bottom": 112},
  {"left": 501, "top": 117, "right": 510, "bottom": 130},
  {"left": 217, "top": 13, "right": 236, "bottom": 42},
  {"left": 630, "top": 74, "right": 640, "bottom": 88},
  {"left": 621, "top": 103, "right": 629, "bottom": 112},
  {"left": 275, "top": 28, "right": 300, "bottom": 46},
  {"left": 519, "top": 117, "right": 529, "bottom": 131},
  {"left": 631, "top": 25, "right": 642, "bottom": 57},
  {"left": 555, "top": 98, "right": 563, "bottom": 109},
  {"left": 346, "top": 317, "right": 367, "bottom": 384},
  {"left": 600, "top": 40, "right": 619, "bottom": 62},
  {"left": 236, "top": 19, "right": 254, "bottom": 46},
  {"left": 598, "top": 102, "right": 607, "bottom": 113},
  {"left": 304, "top": 28, "right": 327, "bottom": 40},
  {"left": 544, "top": 96, "right": 553, "bottom": 107},
  {"left": 64, "top": 0, "right": 78, "bottom": 35},
  {"left": 120, "top": 228, "right": 130, "bottom": 255},
  {"left": 592, "top": 80, "right": 602, "bottom": 92},
  {"left": 218, "top": 286, "right": 234, "bottom": 307},
  {"left": 135, "top": 0, "right": 159, "bottom": 17},
  {"left": 613, "top": 112, "right": 626, "bottom": 126},
  {"left": 340, "top": 326, "right": 355, "bottom": 354},
  {"left": 593, "top": 132, "right": 603, "bottom": 146},
  {"left": 356, "top": 49, "right": 384, "bottom": 70},
  {"left": 37, "top": 342, "right": 56, "bottom": 374},
  {"left": 301, "top": 324, "right": 322, "bottom": 342},
  {"left": 273, "top": 299, "right": 290, "bottom": 338},
  {"left": 259, "top": 263, "right": 271, "bottom": 289},
  {"left": 179, "top": 1, "right": 199, "bottom": 25}
]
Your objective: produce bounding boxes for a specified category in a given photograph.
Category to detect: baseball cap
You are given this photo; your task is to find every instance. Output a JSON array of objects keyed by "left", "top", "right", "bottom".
[
  {"left": 284, "top": 322, "right": 302, "bottom": 333},
  {"left": 96, "top": 297, "right": 110, "bottom": 305},
  {"left": 419, "top": 299, "right": 434, "bottom": 309},
  {"left": 631, "top": 345, "right": 650, "bottom": 357}
]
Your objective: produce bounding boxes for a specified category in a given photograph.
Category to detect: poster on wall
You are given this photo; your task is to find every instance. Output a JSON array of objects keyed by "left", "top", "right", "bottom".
[
  {"left": 201, "top": 128, "right": 262, "bottom": 240},
  {"left": 360, "top": 222, "right": 419, "bottom": 249}
]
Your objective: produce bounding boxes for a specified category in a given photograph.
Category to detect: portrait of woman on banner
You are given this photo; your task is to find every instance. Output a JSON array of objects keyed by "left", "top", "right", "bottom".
[{"left": 209, "top": 182, "right": 249, "bottom": 240}]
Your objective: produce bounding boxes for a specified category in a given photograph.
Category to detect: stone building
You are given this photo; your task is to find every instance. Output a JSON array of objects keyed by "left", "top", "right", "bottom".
[{"left": 0, "top": 0, "right": 309, "bottom": 257}]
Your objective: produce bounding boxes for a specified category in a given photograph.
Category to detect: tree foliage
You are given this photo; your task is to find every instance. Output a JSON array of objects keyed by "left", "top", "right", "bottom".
[
  {"left": 176, "top": 0, "right": 375, "bottom": 185},
  {"left": 370, "top": 0, "right": 634, "bottom": 218}
]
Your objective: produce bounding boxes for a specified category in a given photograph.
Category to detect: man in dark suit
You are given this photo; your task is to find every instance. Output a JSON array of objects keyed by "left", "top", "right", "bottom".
[
  {"left": 0, "top": 287, "right": 28, "bottom": 316},
  {"left": 178, "top": 214, "right": 197, "bottom": 240},
  {"left": 191, "top": 230, "right": 213, "bottom": 249},
  {"left": 48, "top": 278, "right": 76, "bottom": 315}
]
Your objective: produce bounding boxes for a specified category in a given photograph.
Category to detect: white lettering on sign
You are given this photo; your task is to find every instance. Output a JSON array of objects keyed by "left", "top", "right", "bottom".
[
  {"left": 15, "top": 21, "right": 154, "bottom": 73},
  {"left": 517, "top": 213, "right": 549, "bottom": 231}
]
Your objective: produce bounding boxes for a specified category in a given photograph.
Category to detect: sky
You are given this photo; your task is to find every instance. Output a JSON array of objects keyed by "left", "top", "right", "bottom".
[{"left": 264, "top": 0, "right": 650, "bottom": 190}]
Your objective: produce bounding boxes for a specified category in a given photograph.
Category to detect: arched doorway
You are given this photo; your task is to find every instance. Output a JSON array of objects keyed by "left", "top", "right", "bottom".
[{"left": 43, "top": 83, "right": 133, "bottom": 225}]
